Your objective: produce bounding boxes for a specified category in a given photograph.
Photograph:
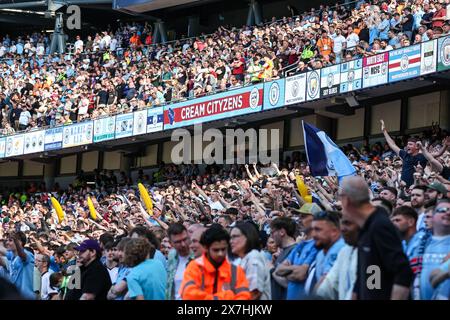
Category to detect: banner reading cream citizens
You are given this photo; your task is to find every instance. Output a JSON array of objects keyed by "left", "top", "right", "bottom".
[{"left": 163, "top": 84, "right": 263, "bottom": 130}]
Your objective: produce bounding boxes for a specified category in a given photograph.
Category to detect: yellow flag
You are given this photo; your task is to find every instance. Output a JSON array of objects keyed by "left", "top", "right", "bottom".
[
  {"left": 50, "top": 197, "right": 65, "bottom": 223},
  {"left": 87, "top": 196, "right": 97, "bottom": 220},
  {"left": 138, "top": 183, "right": 153, "bottom": 215},
  {"left": 296, "top": 175, "right": 312, "bottom": 203}
]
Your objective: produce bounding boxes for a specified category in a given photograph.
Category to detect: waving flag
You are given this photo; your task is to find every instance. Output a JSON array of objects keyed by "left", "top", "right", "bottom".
[{"left": 302, "top": 121, "right": 356, "bottom": 179}]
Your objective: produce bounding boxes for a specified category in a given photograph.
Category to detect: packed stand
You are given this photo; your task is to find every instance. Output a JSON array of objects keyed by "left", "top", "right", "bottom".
[
  {"left": 0, "top": 120, "right": 449, "bottom": 300},
  {"left": 1, "top": 0, "right": 449, "bottom": 136}
]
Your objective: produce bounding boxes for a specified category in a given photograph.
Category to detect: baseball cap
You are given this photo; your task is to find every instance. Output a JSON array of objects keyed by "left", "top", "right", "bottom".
[
  {"left": 74, "top": 239, "right": 102, "bottom": 253},
  {"left": 427, "top": 182, "right": 447, "bottom": 195},
  {"left": 297, "top": 203, "right": 322, "bottom": 215}
]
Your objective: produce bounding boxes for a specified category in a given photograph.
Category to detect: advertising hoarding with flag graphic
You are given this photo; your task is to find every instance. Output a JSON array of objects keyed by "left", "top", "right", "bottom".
[
  {"left": 388, "top": 44, "right": 421, "bottom": 82},
  {"left": 163, "top": 84, "right": 263, "bottom": 130},
  {"left": 147, "top": 107, "right": 164, "bottom": 133},
  {"left": 340, "top": 59, "right": 363, "bottom": 93}
]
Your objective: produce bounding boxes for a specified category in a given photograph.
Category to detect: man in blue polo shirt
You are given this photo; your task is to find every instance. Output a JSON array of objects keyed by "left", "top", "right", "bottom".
[
  {"left": 420, "top": 200, "right": 450, "bottom": 300},
  {"left": 0, "top": 231, "right": 35, "bottom": 299}
]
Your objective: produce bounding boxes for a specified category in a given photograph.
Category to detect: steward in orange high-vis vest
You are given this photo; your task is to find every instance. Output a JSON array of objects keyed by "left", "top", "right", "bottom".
[{"left": 180, "top": 225, "right": 251, "bottom": 300}]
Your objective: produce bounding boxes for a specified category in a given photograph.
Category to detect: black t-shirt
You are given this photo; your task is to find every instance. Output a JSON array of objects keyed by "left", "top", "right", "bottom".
[
  {"left": 65, "top": 258, "right": 112, "bottom": 300},
  {"left": 399, "top": 149, "right": 427, "bottom": 187},
  {"left": 353, "top": 207, "right": 414, "bottom": 300},
  {"left": 270, "top": 242, "right": 297, "bottom": 300},
  {"left": 402, "top": 14, "right": 414, "bottom": 32},
  {"left": 441, "top": 166, "right": 450, "bottom": 180},
  {"left": 97, "top": 90, "right": 109, "bottom": 105}
]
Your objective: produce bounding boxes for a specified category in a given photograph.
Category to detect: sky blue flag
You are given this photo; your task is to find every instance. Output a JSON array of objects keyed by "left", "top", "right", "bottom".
[{"left": 302, "top": 121, "right": 356, "bottom": 179}]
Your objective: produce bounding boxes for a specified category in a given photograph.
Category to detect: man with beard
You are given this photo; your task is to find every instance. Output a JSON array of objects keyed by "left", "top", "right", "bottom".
[
  {"left": 180, "top": 225, "right": 251, "bottom": 300},
  {"left": 306, "top": 211, "right": 345, "bottom": 296},
  {"left": 391, "top": 206, "right": 422, "bottom": 262},
  {"left": 65, "top": 240, "right": 112, "bottom": 300},
  {"left": 379, "top": 187, "right": 398, "bottom": 206},
  {"left": 381, "top": 120, "right": 427, "bottom": 187},
  {"left": 316, "top": 215, "right": 360, "bottom": 300},
  {"left": 419, "top": 199, "right": 450, "bottom": 300},
  {"left": 411, "top": 185, "right": 426, "bottom": 213},
  {"left": 339, "top": 176, "right": 413, "bottom": 300},
  {"left": 274, "top": 203, "right": 321, "bottom": 300}
]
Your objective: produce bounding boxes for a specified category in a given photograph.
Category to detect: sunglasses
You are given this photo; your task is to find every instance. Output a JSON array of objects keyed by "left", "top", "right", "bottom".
[
  {"left": 313, "top": 211, "right": 340, "bottom": 225},
  {"left": 434, "top": 207, "right": 450, "bottom": 214}
]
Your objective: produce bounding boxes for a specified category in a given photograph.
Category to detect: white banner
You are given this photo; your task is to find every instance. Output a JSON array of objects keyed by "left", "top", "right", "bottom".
[
  {"left": 23, "top": 130, "right": 45, "bottom": 154},
  {"left": 44, "top": 127, "right": 63, "bottom": 151},
  {"left": 420, "top": 40, "right": 437, "bottom": 75},
  {"left": 133, "top": 110, "right": 147, "bottom": 136},
  {"left": 147, "top": 107, "right": 164, "bottom": 133},
  {"left": 284, "top": 73, "right": 307, "bottom": 106},
  {"left": 62, "top": 121, "right": 93, "bottom": 148},
  {"left": 5, "top": 134, "right": 24, "bottom": 157},
  {"left": 115, "top": 113, "right": 134, "bottom": 139},
  {"left": 0, "top": 138, "right": 5, "bottom": 158},
  {"left": 94, "top": 116, "right": 116, "bottom": 142}
]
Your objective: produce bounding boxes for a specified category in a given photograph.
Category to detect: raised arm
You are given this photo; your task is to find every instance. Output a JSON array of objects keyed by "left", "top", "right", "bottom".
[
  {"left": 380, "top": 120, "right": 401, "bottom": 155},
  {"left": 416, "top": 141, "right": 443, "bottom": 173}
]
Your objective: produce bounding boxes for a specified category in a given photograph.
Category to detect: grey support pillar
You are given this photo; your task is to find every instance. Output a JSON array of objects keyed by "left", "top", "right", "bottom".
[
  {"left": 153, "top": 20, "right": 168, "bottom": 44},
  {"left": 44, "top": 161, "right": 56, "bottom": 190},
  {"left": 49, "top": 13, "right": 66, "bottom": 55},
  {"left": 246, "top": 0, "right": 263, "bottom": 26},
  {"left": 187, "top": 15, "right": 200, "bottom": 38}
]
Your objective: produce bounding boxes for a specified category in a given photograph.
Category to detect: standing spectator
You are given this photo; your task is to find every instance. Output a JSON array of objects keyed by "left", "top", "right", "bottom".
[
  {"left": 35, "top": 254, "right": 58, "bottom": 300},
  {"left": 64, "top": 239, "right": 112, "bottom": 300},
  {"left": 307, "top": 211, "right": 345, "bottom": 296},
  {"left": 419, "top": 199, "right": 450, "bottom": 300},
  {"left": 331, "top": 28, "right": 346, "bottom": 63},
  {"left": 123, "top": 238, "right": 167, "bottom": 300},
  {"left": 339, "top": 176, "right": 414, "bottom": 300},
  {"left": 231, "top": 52, "right": 246, "bottom": 83},
  {"left": 166, "top": 223, "right": 194, "bottom": 300},
  {"left": 317, "top": 30, "right": 334, "bottom": 58},
  {"left": 0, "top": 232, "right": 35, "bottom": 299},
  {"left": 346, "top": 26, "right": 360, "bottom": 49},
  {"left": 401, "top": 7, "right": 415, "bottom": 40},
  {"left": 230, "top": 222, "right": 271, "bottom": 300},
  {"left": 432, "top": 2, "right": 447, "bottom": 29},
  {"left": 316, "top": 215, "right": 360, "bottom": 300},
  {"left": 74, "top": 35, "right": 83, "bottom": 53},
  {"left": 380, "top": 119, "right": 427, "bottom": 187},
  {"left": 378, "top": 11, "right": 391, "bottom": 40},
  {"left": 270, "top": 217, "right": 298, "bottom": 300},
  {"left": 180, "top": 225, "right": 251, "bottom": 300},
  {"left": 391, "top": 206, "right": 422, "bottom": 261}
]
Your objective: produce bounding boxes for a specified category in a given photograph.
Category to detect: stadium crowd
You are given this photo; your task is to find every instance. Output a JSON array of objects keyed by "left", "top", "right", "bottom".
[
  {"left": 0, "top": 119, "right": 449, "bottom": 300},
  {"left": 1, "top": 0, "right": 450, "bottom": 135}
]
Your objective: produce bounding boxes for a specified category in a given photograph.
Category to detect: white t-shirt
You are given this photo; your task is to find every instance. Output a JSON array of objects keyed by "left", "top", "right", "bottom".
[
  {"left": 41, "top": 270, "right": 58, "bottom": 300},
  {"left": 346, "top": 33, "right": 359, "bottom": 48},
  {"left": 332, "top": 35, "right": 346, "bottom": 54},
  {"left": 107, "top": 266, "right": 119, "bottom": 284},
  {"left": 174, "top": 255, "right": 189, "bottom": 300},
  {"left": 74, "top": 40, "right": 84, "bottom": 52}
]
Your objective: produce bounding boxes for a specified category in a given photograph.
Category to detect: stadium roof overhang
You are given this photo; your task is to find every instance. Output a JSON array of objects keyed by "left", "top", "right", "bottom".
[{"left": 113, "top": 0, "right": 203, "bottom": 13}]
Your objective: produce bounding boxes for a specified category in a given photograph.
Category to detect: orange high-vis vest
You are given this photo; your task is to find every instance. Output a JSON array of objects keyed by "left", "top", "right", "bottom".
[{"left": 180, "top": 253, "right": 251, "bottom": 300}]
